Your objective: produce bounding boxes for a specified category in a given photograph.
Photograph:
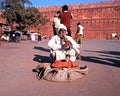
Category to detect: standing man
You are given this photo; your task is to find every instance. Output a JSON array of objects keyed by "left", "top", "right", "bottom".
[
  {"left": 59, "top": 5, "right": 74, "bottom": 36},
  {"left": 52, "top": 11, "right": 60, "bottom": 35},
  {"left": 37, "top": 29, "right": 42, "bottom": 43},
  {"left": 75, "top": 22, "right": 84, "bottom": 46}
]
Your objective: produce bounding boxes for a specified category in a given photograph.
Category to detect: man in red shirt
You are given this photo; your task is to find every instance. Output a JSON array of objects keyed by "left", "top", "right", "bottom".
[{"left": 59, "top": 5, "right": 74, "bottom": 36}]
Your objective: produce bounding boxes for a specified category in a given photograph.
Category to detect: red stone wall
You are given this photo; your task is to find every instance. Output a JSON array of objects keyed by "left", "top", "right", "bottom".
[
  {"left": 38, "top": 0, "right": 120, "bottom": 40},
  {"left": 0, "top": 1, "right": 120, "bottom": 40}
]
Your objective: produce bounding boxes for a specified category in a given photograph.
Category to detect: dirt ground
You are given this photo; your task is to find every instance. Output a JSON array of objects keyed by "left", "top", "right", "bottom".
[{"left": 0, "top": 39, "right": 120, "bottom": 96}]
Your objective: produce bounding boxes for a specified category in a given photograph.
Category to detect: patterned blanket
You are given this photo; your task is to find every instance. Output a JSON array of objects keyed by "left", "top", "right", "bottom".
[{"left": 35, "top": 62, "right": 88, "bottom": 82}]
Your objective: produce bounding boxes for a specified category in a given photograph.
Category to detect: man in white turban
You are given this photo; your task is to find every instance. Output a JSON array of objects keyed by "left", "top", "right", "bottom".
[{"left": 48, "top": 24, "right": 80, "bottom": 62}]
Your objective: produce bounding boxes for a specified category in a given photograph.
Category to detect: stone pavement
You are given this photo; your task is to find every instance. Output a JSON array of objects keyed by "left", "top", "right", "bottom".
[{"left": 0, "top": 40, "right": 120, "bottom": 96}]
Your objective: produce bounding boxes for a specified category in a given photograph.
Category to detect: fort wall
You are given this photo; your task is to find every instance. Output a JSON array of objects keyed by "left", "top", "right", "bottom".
[
  {"left": 38, "top": 0, "right": 120, "bottom": 40},
  {"left": 0, "top": 0, "right": 120, "bottom": 40}
]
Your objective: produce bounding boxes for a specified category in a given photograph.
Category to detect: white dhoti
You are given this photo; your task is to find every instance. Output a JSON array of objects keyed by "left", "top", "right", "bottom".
[{"left": 50, "top": 48, "right": 76, "bottom": 62}]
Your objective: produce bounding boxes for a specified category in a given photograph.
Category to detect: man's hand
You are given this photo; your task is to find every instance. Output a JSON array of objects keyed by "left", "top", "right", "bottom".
[
  {"left": 65, "top": 41, "right": 72, "bottom": 47},
  {"left": 76, "top": 52, "right": 80, "bottom": 57},
  {"left": 61, "top": 41, "right": 72, "bottom": 49}
]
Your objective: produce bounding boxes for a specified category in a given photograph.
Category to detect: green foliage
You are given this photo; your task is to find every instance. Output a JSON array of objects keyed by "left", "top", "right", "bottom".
[
  {"left": 1, "top": 0, "right": 49, "bottom": 30},
  {"left": 21, "top": 7, "right": 49, "bottom": 29}
]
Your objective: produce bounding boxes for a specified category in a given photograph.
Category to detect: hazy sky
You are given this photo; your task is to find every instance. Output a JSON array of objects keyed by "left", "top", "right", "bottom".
[{"left": 29, "top": 0, "right": 109, "bottom": 8}]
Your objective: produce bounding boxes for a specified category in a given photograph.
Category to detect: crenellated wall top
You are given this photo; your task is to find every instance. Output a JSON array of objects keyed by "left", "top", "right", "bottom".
[{"left": 38, "top": 0, "right": 120, "bottom": 12}]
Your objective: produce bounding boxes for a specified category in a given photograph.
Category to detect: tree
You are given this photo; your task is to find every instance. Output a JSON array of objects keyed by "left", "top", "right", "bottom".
[
  {"left": 1, "top": 0, "right": 49, "bottom": 30},
  {"left": 22, "top": 7, "right": 49, "bottom": 30}
]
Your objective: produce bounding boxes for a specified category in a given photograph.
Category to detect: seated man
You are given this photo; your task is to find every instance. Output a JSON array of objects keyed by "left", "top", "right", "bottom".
[
  {"left": 1, "top": 34, "right": 9, "bottom": 41},
  {"left": 35, "top": 27, "right": 88, "bottom": 82},
  {"left": 48, "top": 24, "right": 80, "bottom": 62}
]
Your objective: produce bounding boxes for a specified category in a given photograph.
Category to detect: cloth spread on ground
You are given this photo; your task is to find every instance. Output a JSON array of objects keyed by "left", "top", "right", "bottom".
[
  {"left": 35, "top": 62, "right": 88, "bottom": 82},
  {"left": 51, "top": 60, "right": 78, "bottom": 68}
]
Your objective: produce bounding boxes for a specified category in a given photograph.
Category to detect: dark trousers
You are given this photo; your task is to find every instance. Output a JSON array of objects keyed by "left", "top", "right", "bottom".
[
  {"left": 38, "top": 36, "right": 41, "bottom": 41},
  {"left": 67, "top": 28, "right": 71, "bottom": 36}
]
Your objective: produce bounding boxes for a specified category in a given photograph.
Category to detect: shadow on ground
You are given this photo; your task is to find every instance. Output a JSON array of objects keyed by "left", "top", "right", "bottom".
[
  {"left": 32, "top": 46, "right": 51, "bottom": 72},
  {"left": 34, "top": 46, "right": 50, "bottom": 52},
  {"left": 32, "top": 54, "right": 52, "bottom": 72},
  {"left": 81, "top": 50, "right": 120, "bottom": 68},
  {"left": 33, "top": 46, "right": 51, "bottom": 63},
  {"left": 33, "top": 54, "right": 52, "bottom": 63}
]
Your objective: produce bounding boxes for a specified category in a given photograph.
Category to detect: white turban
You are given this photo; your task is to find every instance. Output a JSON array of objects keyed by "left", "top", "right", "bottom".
[{"left": 58, "top": 24, "right": 67, "bottom": 33}]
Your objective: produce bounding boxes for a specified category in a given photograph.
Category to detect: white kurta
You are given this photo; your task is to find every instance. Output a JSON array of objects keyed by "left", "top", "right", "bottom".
[
  {"left": 78, "top": 25, "right": 84, "bottom": 35},
  {"left": 48, "top": 35, "right": 80, "bottom": 62}
]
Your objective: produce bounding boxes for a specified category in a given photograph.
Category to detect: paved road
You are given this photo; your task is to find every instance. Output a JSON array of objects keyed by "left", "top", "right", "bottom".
[{"left": 0, "top": 40, "right": 120, "bottom": 96}]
